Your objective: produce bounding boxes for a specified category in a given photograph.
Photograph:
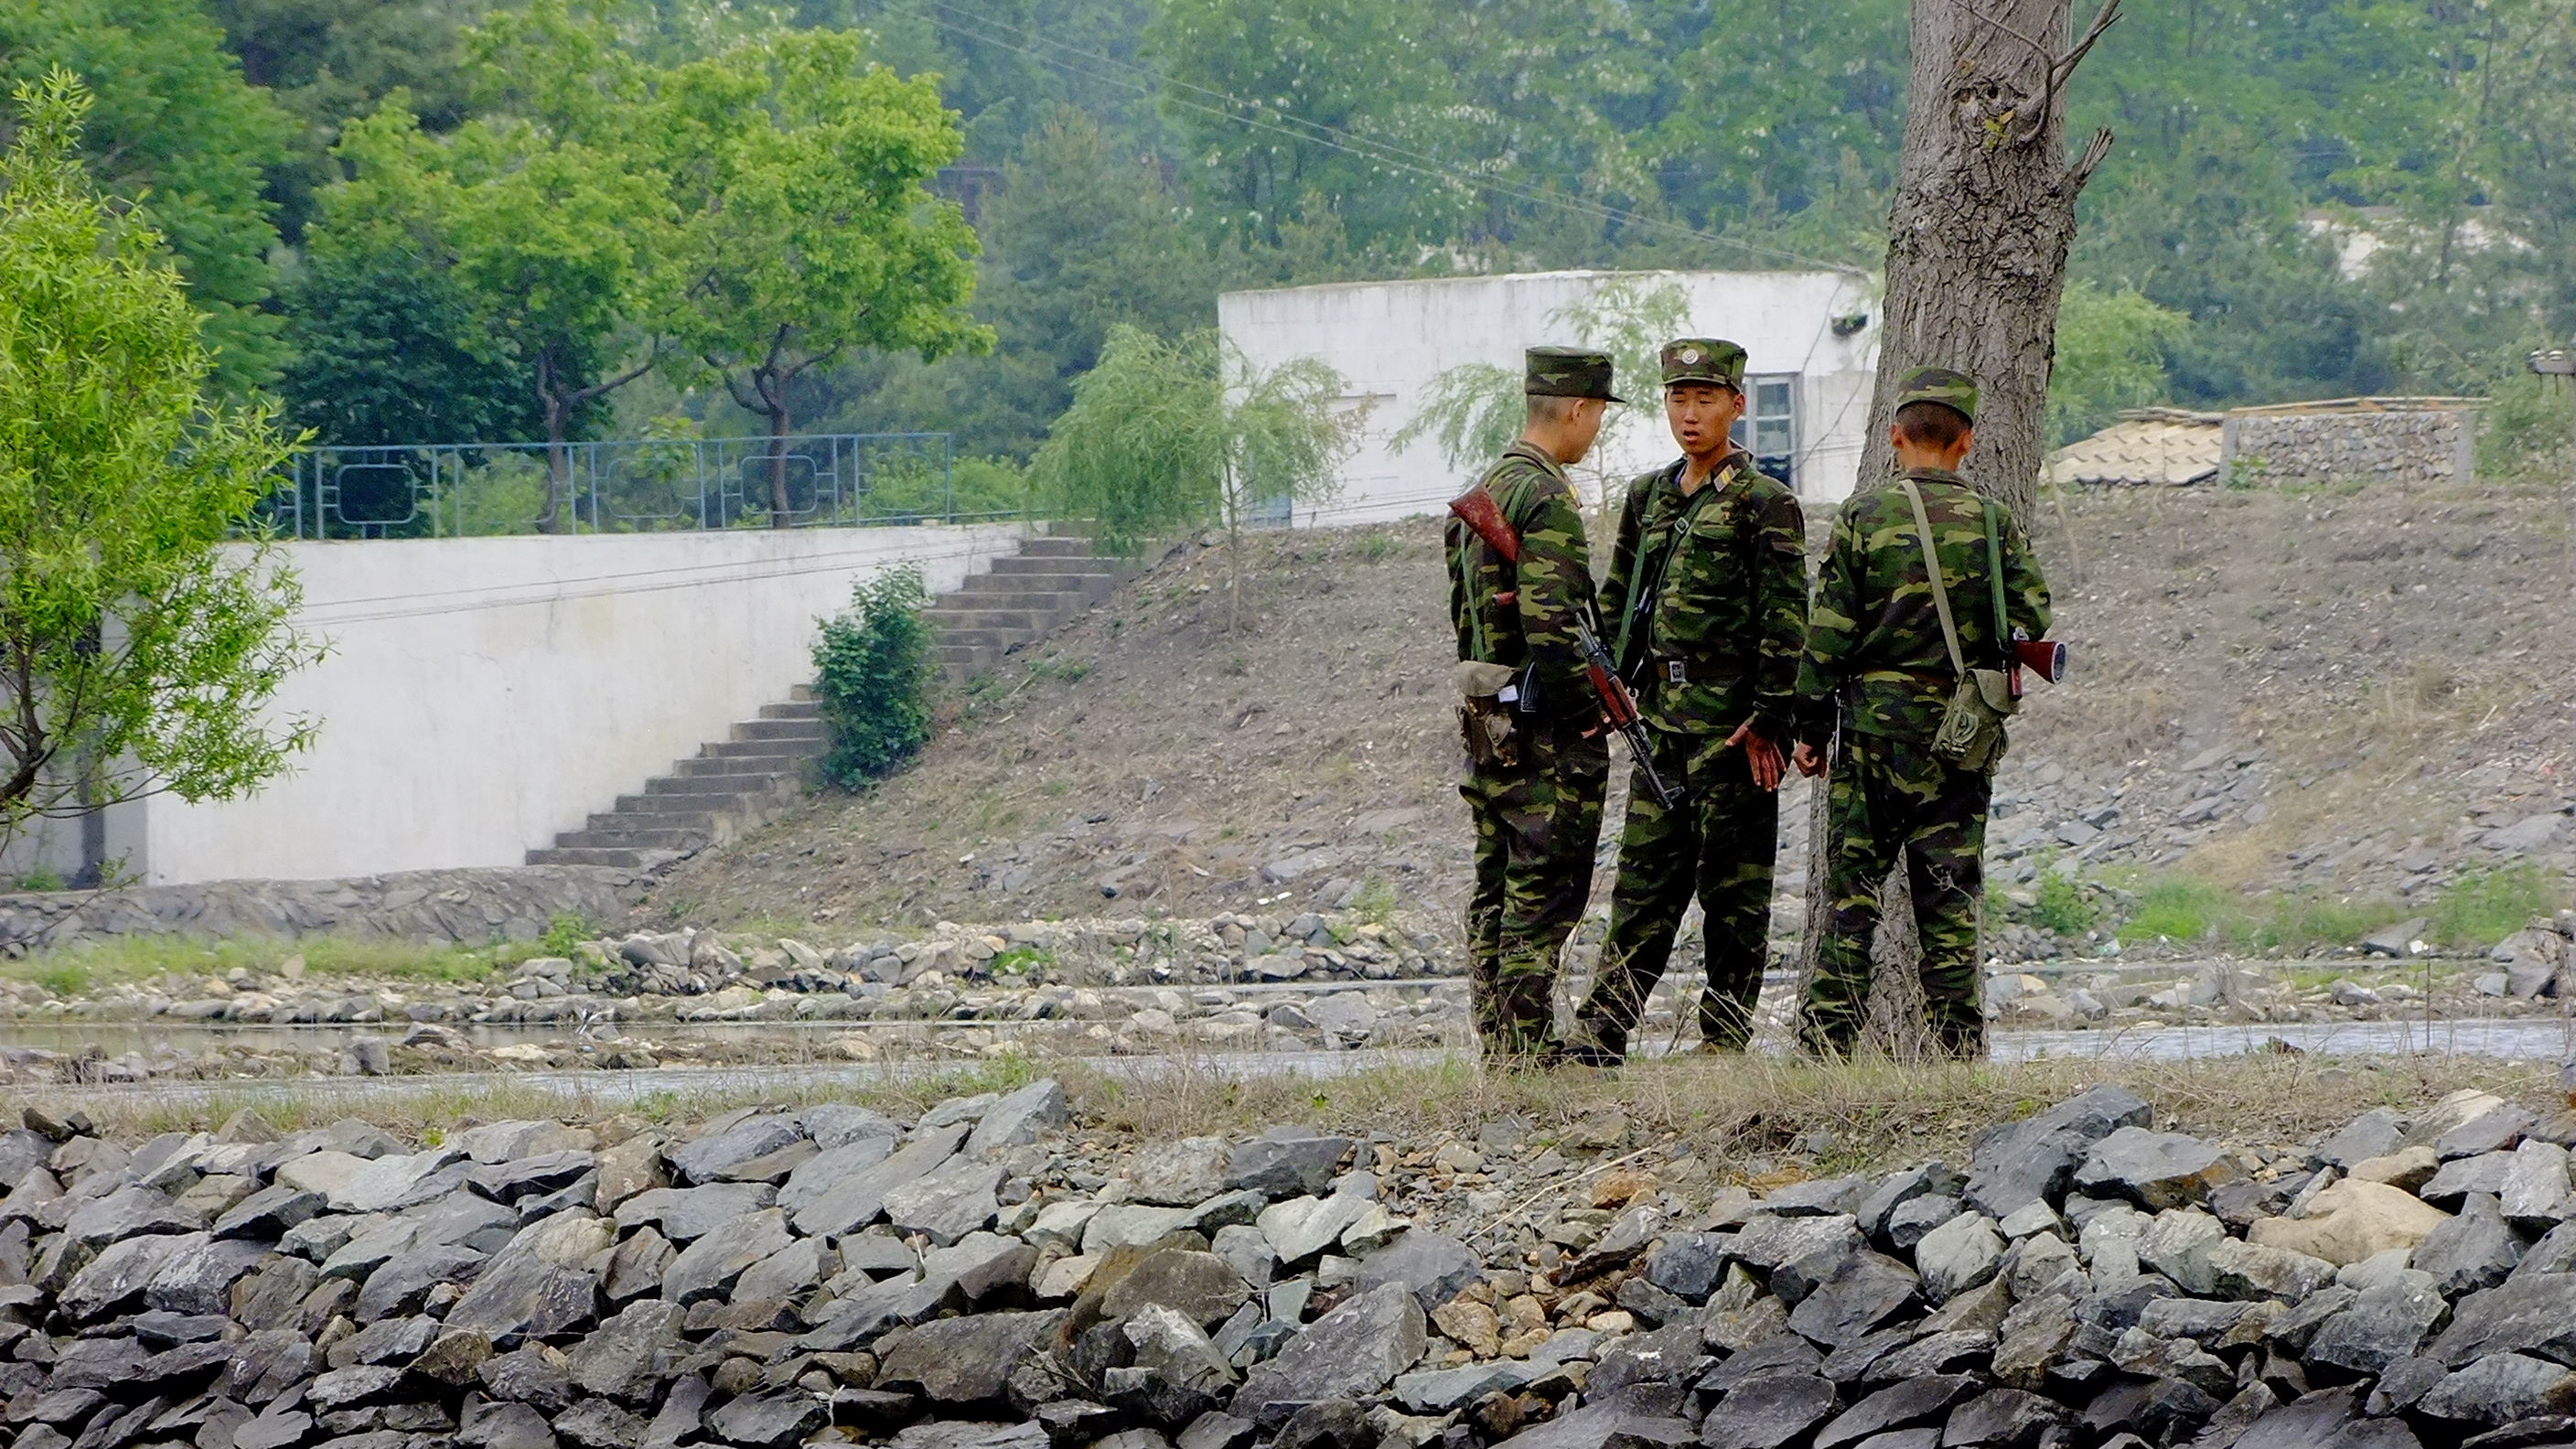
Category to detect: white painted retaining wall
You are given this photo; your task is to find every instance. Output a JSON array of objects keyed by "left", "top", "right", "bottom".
[
  {"left": 110, "top": 524, "right": 1025, "bottom": 886},
  {"left": 1219, "top": 269, "right": 1881, "bottom": 522}
]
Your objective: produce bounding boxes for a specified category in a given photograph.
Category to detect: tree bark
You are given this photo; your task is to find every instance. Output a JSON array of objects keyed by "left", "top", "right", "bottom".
[{"left": 1792, "top": 0, "right": 2116, "bottom": 1055}]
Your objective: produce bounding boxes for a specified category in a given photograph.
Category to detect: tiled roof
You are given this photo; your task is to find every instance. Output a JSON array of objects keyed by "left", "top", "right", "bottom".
[{"left": 2045, "top": 409, "right": 2222, "bottom": 487}]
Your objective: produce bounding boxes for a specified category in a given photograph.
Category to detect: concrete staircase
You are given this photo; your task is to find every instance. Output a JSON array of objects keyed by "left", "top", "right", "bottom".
[
  {"left": 927, "top": 535, "right": 1127, "bottom": 681},
  {"left": 527, "top": 533, "right": 1127, "bottom": 869}
]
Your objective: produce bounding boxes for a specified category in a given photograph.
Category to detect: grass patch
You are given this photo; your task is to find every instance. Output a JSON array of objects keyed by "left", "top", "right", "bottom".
[
  {"left": 2032, "top": 873, "right": 2101, "bottom": 936},
  {"left": 2109, "top": 874, "right": 2412, "bottom": 955},
  {"left": 0, "top": 933, "right": 505, "bottom": 996},
  {"left": 2431, "top": 864, "right": 2563, "bottom": 950}
]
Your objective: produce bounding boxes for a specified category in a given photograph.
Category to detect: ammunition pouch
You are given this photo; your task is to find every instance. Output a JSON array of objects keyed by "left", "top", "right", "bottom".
[
  {"left": 1454, "top": 661, "right": 1520, "bottom": 767},
  {"left": 1933, "top": 668, "right": 2017, "bottom": 775}
]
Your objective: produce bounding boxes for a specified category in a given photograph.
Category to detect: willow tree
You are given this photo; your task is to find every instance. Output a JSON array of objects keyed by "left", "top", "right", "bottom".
[{"left": 1796, "top": 0, "right": 2120, "bottom": 1050}]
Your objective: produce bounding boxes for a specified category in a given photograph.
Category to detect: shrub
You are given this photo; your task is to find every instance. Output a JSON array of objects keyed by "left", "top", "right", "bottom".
[
  {"left": 813, "top": 565, "right": 936, "bottom": 789},
  {"left": 2433, "top": 864, "right": 2562, "bottom": 949},
  {"left": 2033, "top": 872, "right": 2101, "bottom": 936}
]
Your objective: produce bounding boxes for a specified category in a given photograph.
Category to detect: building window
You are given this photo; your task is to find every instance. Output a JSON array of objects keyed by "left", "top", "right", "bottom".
[{"left": 1732, "top": 375, "right": 1797, "bottom": 489}]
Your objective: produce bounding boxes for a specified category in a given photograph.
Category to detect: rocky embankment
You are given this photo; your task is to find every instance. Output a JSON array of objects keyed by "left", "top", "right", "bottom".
[{"left": 5, "top": 1082, "right": 2576, "bottom": 1449}]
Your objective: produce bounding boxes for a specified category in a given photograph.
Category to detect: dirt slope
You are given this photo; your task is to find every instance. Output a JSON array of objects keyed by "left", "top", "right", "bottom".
[{"left": 648, "top": 478, "right": 2576, "bottom": 943}]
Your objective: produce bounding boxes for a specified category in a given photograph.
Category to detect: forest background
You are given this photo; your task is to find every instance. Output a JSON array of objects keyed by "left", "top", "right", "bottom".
[{"left": 7, "top": 0, "right": 2572, "bottom": 490}]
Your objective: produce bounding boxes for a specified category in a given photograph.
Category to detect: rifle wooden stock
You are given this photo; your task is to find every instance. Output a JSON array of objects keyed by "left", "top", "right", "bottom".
[
  {"left": 1447, "top": 488, "right": 1520, "bottom": 564},
  {"left": 2012, "top": 638, "right": 2066, "bottom": 683}
]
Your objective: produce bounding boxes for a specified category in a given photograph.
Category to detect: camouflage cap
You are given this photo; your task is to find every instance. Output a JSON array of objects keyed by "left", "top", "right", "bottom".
[
  {"left": 1893, "top": 366, "right": 1979, "bottom": 424},
  {"left": 1660, "top": 338, "right": 1747, "bottom": 390},
  {"left": 1525, "top": 346, "right": 1625, "bottom": 403}
]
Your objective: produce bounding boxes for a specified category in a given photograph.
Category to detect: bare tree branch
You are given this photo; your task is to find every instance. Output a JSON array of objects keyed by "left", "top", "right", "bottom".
[{"left": 2066, "top": 125, "right": 2117, "bottom": 193}]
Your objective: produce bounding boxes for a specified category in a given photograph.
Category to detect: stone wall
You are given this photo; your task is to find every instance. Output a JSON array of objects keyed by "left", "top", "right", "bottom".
[
  {"left": 0, "top": 865, "right": 646, "bottom": 954},
  {"left": 2221, "top": 405, "right": 2478, "bottom": 487}
]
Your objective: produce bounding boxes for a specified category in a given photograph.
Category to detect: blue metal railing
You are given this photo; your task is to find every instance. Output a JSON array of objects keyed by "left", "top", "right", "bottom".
[{"left": 264, "top": 433, "right": 976, "bottom": 540}]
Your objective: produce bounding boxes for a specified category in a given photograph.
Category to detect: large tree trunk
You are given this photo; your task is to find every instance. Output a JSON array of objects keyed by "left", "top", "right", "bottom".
[{"left": 1792, "top": 0, "right": 2116, "bottom": 1056}]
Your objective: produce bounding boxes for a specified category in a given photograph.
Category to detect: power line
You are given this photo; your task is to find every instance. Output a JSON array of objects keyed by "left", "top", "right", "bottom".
[{"left": 909, "top": 0, "right": 1869, "bottom": 276}]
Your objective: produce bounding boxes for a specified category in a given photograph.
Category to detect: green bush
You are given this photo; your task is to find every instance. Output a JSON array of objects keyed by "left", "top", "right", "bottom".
[
  {"left": 2033, "top": 872, "right": 2101, "bottom": 936},
  {"left": 2119, "top": 877, "right": 2227, "bottom": 945},
  {"left": 2433, "top": 864, "right": 2562, "bottom": 949},
  {"left": 813, "top": 565, "right": 936, "bottom": 789}
]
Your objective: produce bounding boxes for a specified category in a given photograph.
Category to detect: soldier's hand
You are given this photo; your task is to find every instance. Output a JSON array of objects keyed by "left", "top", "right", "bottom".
[
  {"left": 1792, "top": 742, "right": 1827, "bottom": 778},
  {"left": 1728, "top": 720, "right": 1787, "bottom": 791}
]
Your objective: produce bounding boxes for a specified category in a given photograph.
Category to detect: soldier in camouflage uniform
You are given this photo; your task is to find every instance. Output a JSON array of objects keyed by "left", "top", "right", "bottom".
[
  {"left": 1790, "top": 367, "right": 2052, "bottom": 1057},
  {"left": 1446, "top": 348, "right": 1619, "bottom": 1065},
  {"left": 1563, "top": 340, "right": 1808, "bottom": 1066}
]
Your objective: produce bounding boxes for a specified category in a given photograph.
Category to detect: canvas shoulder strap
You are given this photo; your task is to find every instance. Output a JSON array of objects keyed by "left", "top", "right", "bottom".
[
  {"left": 1897, "top": 478, "right": 1968, "bottom": 680},
  {"left": 1981, "top": 498, "right": 2009, "bottom": 665}
]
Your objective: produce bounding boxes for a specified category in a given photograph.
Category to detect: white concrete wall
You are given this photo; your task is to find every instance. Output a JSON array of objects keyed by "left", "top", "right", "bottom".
[
  {"left": 1219, "top": 269, "right": 1881, "bottom": 521},
  {"left": 121, "top": 524, "right": 1025, "bottom": 886}
]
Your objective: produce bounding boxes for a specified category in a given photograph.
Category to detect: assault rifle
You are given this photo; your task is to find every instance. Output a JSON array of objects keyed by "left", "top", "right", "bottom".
[
  {"left": 1448, "top": 486, "right": 1681, "bottom": 808},
  {"left": 2010, "top": 628, "right": 2066, "bottom": 697}
]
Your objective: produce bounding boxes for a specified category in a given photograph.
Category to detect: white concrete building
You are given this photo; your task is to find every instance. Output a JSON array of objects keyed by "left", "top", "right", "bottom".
[{"left": 1219, "top": 269, "right": 1881, "bottom": 522}]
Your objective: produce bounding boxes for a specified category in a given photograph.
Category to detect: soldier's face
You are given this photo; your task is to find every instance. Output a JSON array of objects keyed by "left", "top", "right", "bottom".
[{"left": 1665, "top": 382, "right": 1744, "bottom": 456}]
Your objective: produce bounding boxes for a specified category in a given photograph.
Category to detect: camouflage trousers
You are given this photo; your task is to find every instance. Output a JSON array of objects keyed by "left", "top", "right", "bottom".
[
  {"left": 1460, "top": 719, "right": 1608, "bottom": 1062},
  {"left": 1801, "top": 730, "right": 1991, "bottom": 1057},
  {"left": 1574, "top": 725, "right": 1778, "bottom": 1057}
]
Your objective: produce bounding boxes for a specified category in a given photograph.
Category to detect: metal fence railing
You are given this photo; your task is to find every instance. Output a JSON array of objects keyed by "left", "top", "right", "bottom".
[{"left": 263, "top": 434, "right": 972, "bottom": 540}]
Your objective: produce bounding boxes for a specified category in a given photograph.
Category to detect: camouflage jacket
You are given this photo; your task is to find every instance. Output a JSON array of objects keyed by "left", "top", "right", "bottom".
[
  {"left": 1445, "top": 441, "right": 1599, "bottom": 718},
  {"left": 1598, "top": 451, "right": 1809, "bottom": 739},
  {"left": 1793, "top": 467, "right": 2052, "bottom": 746}
]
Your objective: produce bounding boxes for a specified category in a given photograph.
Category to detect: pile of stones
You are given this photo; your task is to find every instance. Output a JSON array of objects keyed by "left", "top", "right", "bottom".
[{"left": 5, "top": 1079, "right": 2576, "bottom": 1449}]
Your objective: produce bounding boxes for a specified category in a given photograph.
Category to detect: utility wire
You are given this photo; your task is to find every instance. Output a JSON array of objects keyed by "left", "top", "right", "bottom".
[{"left": 909, "top": 0, "right": 1871, "bottom": 276}]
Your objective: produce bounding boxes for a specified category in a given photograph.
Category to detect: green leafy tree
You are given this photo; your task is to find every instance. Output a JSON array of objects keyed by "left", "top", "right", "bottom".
[
  {"left": 653, "top": 27, "right": 988, "bottom": 525},
  {"left": 0, "top": 0, "right": 296, "bottom": 394},
  {"left": 314, "top": 0, "right": 674, "bottom": 530},
  {"left": 811, "top": 565, "right": 935, "bottom": 788},
  {"left": 2046, "top": 281, "right": 2191, "bottom": 444},
  {"left": 278, "top": 239, "right": 545, "bottom": 447},
  {"left": 0, "top": 74, "right": 320, "bottom": 856},
  {"left": 1032, "top": 325, "right": 1354, "bottom": 624}
]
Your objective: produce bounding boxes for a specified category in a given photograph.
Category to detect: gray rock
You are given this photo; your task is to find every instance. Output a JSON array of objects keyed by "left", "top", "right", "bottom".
[
  {"left": 1229, "top": 1133, "right": 1353, "bottom": 1199},
  {"left": 1130, "top": 1138, "right": 1233, "bottom": 1206},
  {"left": 2368, "top": 1357, "right": 2447, "bottom": 1415},
  {"left": 1786, "top": 1250, "right": 1920, "bottom": 1347},
  {"left": 801, "top": 1103, "right": 903, "bottom": 1152},
  {"left": 1210, "top": 1225, "right": 1277, "bottom": 1289},
  {"left": 875, "top": 1308, "right": 1067, "bottom": 1405},
  {"left": 331, "top": 1148, "right": 469, "bottom": 1213},
  {"left": 2414, "top": 1193, "right": 2524, "bottom": 1297},
  {"left": 1940, "top": 1388, "right": 2062, "bottom": 1448},
  {"left": 556, "top": 1398, "right": 647, "bottom": 1449},
  {"left": 641, "top": 1375, "right": 712, "bottom": 1449},
  {"left": 2500, "top": 1141, "right": 2571, "bottom": 1231},
  {"left": 308, "top": 1365, "right": 408, "bottom": 1410},
  {"left": 1961, "top": 1086, "right": 2152, "bottom": 1218},
  {"left": 61, "top": 1231, "right": 202, "bottom": 1321},
  {"left": 1700, "top": 1373, "right": 1840, "bottom": 1449},
  {"left": 1233, "top": 1281, "right": 1425, "bottom": 1424},
  {"left": 1100, "top": 1247, "right": 1254, "bottom": 1327},
  {"left": 469, "top": 1150, "right": 595, "bottom": 1202},
  {"left": 920, "top": 1091, "right": 1003, "bottom": 1128},
  {"left": 479, "top": 1344, "right": 577, "bottom": 1411},
  {"left": 966, "top": 1079, "right": 1069, "bottom": 1156},
  {"left": 65, "top": 1185, "right": 205, "bottom": 1243},
  {"left": 1084, "top": 1204, "right": 1199, "bottom": 1255},
  {"left": 703, "top": 1390, "right": 829, "bottom": 1449},
  {"left": 1105, "top": 1302, "right": 1240, "bottom": 1425},
  {"left": 790, "top": 1124, "right": 968, "bottom": 1239},
  {"left": 920, "top": 1231, "right": 1037, "bottom": 1304},
  {"left": 567, "top": 1299, "right": 684, "bottom": 1401},
  {"left": 883, "top": 1156, "right": 1005, "bottom": 1246},
  {"left": 2139, "top": 1209, "right": 2227, "bottom": 1294},
  {"left": 1733, "top": 1214, "right": 1862, "bottom": 1271},
  {"left": 1812, "top": 1374, "right": 1980, "bottom": 1449},
  {"left": 1352, "top": 1229, "right": 1478, "bottom": 1311},
  {"left": 612, "top": 1182, "right": 778, "bottom": 1242},
  {"left": 143, "top": 1235, "right": 271, "bottom": 1315},
  {"left": 2074, "top": 1128, "right": 2239, "bottom": 1211},
  {"left": 1175, "top": 1411, "right": 1256, "bottom": 1449},
  {"left": 601, "top": 1226, "right": 675, "bottom": 1302},
  {"left": 665, "top": 1115, "right": 802, "bottom": 1186},
  {"left": 1391, "top": 1361, "right": 1535, "bottom": 1413},
  {"left": 775, "top": 1138, "right": 896, "bottom": 1218},
  {"left": 355, "top": 1243, "right": 484, "bottom": 1322},
  {"left": 1884, "top": 1197, "right": 1963, "bottom": 1252},
  {"left": 443, "top": 1212, "right": 611, "bottom": 1342},
  {"left": 1912, "top": 1214, "right": 2003, "bottom": 1305},
  {"left": 327, "top": 1315, "right": 438, "bottom": 1368},
  {"left": 459, "top": 1401, "right": 557, "bottom": 1449},
  {"left": 2207, "top": 1237, "right": 2335, "bottom": 1303},
  {"left": 1643, "top": 1234, "right": 1730, "bottom": 1302},
  {"left": 889, "top": 1424, "right": 1047, "bottom": 1449},
  {"left": 2304, "top": 1272, "right": 2448, "bottom": 1374},
  {"left": 1487, "top": 1386, "right": 1692, "bottom": 1449},
  {"left": 1761, "top": 1177, "right": 1871, "bottom": 1218},
  {"left": 2415, "top": 1353, "right": 2576, "bottom": 1425},
  {"left": 212, "top": 1185, "right": 326, "bottom": 1240},
  {"left": 1855, "top": 1164, "right": 1961, "bottom": 1242},
  {"left": 2430, "top": 1275, "right": 2576, "bottom": 1367},
  {"left": 2437, "top": 1106, "right": 2538, "bottom": 1162},
  {"left": 2510, "top": 1221, "right": 2576, "bottom": 1282},
  {"left": 1586, "top": 1323, "right": 1707, "bottom": 1400},
  {"left": 2422, "top": 1154, "right": 2518, "bottom": 1210},
  {"left": 1254, "top": 1195, "right": 1377, "bottom": 1264},
  {"left": 661, "top": 1206, "right": 792, "bottom": 1304},
  {"left": 235, "top": 1409, "right": 318, "bottom": 1449}
]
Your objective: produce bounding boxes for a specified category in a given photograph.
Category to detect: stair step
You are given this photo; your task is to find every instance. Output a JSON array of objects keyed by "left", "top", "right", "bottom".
[
  {"left": 757, "top": 700, "right": 820, "bottom": 721},
  {"left": 641, "top": 775, "right": 786, "bottom": 799},
  {"left": 587, "top": 809, "right": 718, "bottom": 832},
  {"left": 528, "top": 846, "right": 660, "bottom": 867},
  {"left": 703, "top": 738, "right": 825, "bottom": 761},
  {"left": 557, "top": 825, "right": 713, "bottom": 850},
  {"left": 672, "top": 757, "right": 801, "bottom": 779},
  {"left": 932, "top": 628, "right": 1032, "bottom": 650},
  {"left": 988, "top": 556, "right": 1117, "bottom": 577},
  {"left": 734, "top": 719, "right": 827, "bottom": 742},
  {"left": 932, "top": 591, "right": 1071, "bottom": 612},
  {"left": 1018, "top": 538, "right": 1098, "bottom": 557}
]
